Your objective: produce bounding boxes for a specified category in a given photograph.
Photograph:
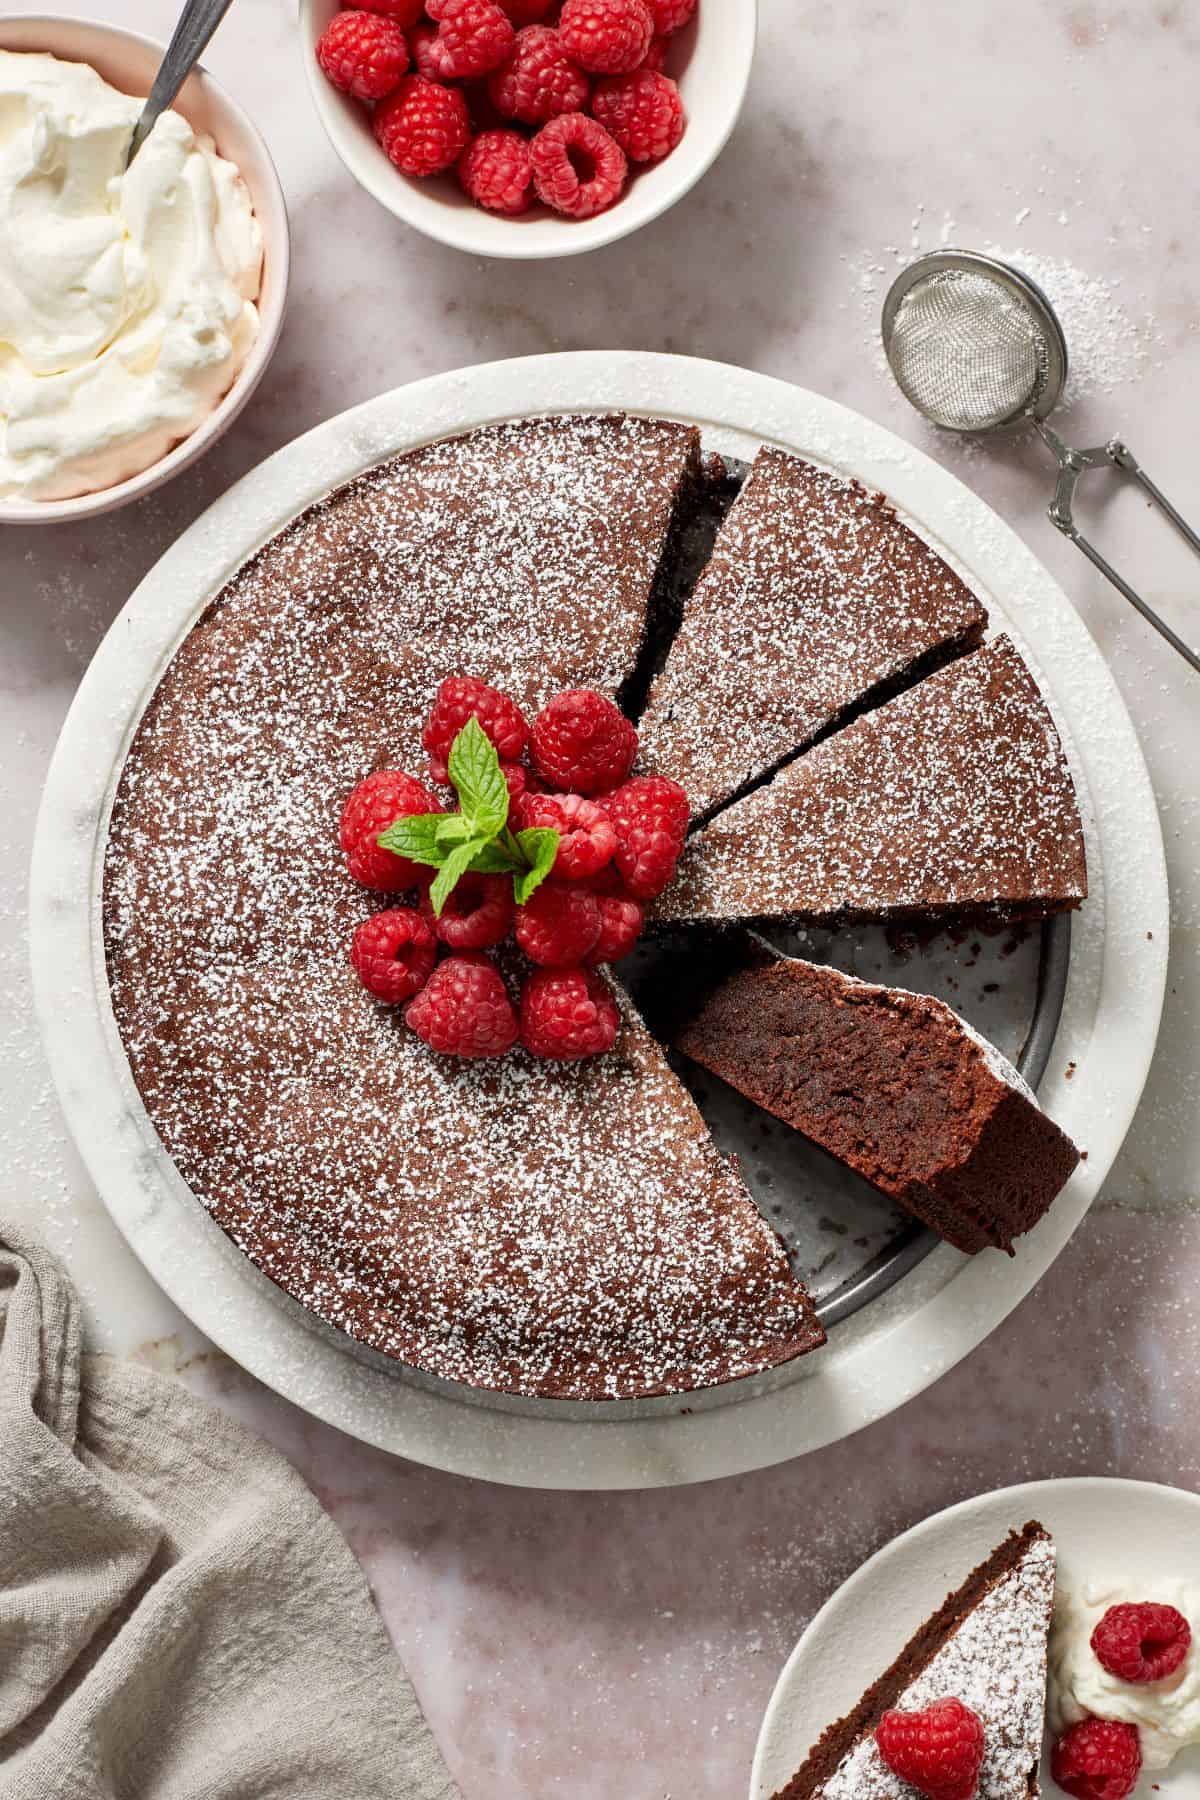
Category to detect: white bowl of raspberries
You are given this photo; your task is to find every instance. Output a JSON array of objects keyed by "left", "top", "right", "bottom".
[
  {"left": 302, "top": 0, "right": 756, "bottom": 255},
  {"left": 339, "top": 677, "right": 690, "bottom": 1061}
]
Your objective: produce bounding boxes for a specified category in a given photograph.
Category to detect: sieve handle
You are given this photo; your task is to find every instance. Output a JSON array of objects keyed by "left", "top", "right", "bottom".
[{"left": 1036, "top": 423, "right": 1200, "bottom": 674}]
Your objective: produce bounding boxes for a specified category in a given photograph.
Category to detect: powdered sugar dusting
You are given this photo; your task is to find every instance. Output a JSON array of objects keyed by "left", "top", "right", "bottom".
[
  {"left": 637, "top": 448, "right": 985, "bottom": 819},
  {"left": 813, "top": 1535, "right": 1056, "bottom": 1799},
  {"left": 657, "top": 637, "right": 1087, "bottom": 926},
  {"left": 102, "top": 414, "right": 822, "bottom": 1403}
]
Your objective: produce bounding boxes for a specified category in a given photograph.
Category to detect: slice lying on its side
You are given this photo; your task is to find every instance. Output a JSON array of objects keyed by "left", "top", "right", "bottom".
[
  {"left": 772, "top": 1522, "right": 1057, "bottom": 1800},
  {"left": 636, "top": 448, "right": 988, "bottom": 820},
  {"left": 672, "top": 948, "right": 1080, "bottom": 1255},
  {"left": 654, "top": 636, "right": 1087, "bottom": 930}
]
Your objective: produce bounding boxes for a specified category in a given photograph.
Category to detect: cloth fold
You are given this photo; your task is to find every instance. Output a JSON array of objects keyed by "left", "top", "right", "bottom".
[{"left": 0, "top": 1219, "right": 460, "bottom": 1800}]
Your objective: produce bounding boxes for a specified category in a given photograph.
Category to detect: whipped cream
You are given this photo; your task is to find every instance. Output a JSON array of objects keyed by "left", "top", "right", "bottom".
[
  {"left": 0, "top": 49, "right": 263, "bottom": 502},
  {"left": 1050, "top": 1582, "right": 1200, "bottom": 1771}
]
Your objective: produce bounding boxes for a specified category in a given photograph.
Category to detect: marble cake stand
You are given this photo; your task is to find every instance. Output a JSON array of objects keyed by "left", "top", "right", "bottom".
[{"left": 29, "top": 353, "right": 1168, "bottom": 1489}]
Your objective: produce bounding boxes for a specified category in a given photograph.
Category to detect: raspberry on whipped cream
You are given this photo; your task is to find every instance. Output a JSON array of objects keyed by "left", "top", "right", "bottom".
[
  {"left": 1050, "top": 1581, "right": 1200, "bottom": 1772},
  {"left": 0, "top": 50, "right": 263, "bottom": 502}
]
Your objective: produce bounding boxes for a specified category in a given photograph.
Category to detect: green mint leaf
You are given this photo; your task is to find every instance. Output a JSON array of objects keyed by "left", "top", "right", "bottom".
[
  {"left": 377, "top": 813, "right": 447, "bottom": 867},
  {"left": 428, "top": 839, "right": 487, "bottom": 916},
  {"left": 435, "top": 813, "right": 479, "bottom": 846},
  {"left": 447, "top": 717, "right": 509, "bottom": 840},
  {"left": 465, "top": 840, "right": 523, "bottom": 874},
  {"left": 512, "top": 827, "right": 559, "bottom": 906}
]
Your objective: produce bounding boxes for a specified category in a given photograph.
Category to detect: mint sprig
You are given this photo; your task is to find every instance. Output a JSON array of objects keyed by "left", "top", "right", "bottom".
[{"left": 376, "top": 720, "right": 559, "bottom": 915}]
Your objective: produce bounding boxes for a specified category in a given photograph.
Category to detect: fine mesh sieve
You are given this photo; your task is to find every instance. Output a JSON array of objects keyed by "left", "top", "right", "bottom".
[{"left": 881, "top": 249, "right": 1199, "bottom": 673}]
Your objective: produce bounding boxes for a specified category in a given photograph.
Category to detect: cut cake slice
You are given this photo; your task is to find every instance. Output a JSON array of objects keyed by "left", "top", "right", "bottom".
[
  {"left": 672, "top": 948, "right": 1080, "bottom": 1255},
  {"left": 772, "top": 1522, "right": 1056, "bottom": 1800},
  {"left": 636, "top": 448, "right": 987, "bottom": 820},
  {"left": 654, "top": 636, "right": 1087, "bottom": 930}
]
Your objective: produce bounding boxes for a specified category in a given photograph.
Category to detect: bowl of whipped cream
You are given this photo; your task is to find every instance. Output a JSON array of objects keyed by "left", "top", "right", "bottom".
[{"left": 0, "top": 16, "right": 289, "bottom": 520}]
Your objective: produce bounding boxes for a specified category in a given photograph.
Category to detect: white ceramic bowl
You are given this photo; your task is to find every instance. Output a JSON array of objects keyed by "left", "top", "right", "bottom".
[
  {"left": 0, "top": 15, "right": 290, "bottom": 524},
  {"left": 299, "top": 0, "right": 757, "bottom": 258}
]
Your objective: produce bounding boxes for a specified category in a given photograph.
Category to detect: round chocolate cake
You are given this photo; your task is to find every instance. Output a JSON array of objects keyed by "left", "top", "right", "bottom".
[{"left": 102, "top": 412, "right": 1086, "bottom": 1403}]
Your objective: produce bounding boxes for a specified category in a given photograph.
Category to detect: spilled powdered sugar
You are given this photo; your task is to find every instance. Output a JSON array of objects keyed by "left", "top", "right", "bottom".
[{"left": 848, "top": 221, "right": 1163, "bottom": 423}]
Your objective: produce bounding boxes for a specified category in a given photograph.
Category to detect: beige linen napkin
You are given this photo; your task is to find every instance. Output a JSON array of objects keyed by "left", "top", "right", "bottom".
[{"left": 0, "top": 1220, "right": 460, "bottom": 1800}]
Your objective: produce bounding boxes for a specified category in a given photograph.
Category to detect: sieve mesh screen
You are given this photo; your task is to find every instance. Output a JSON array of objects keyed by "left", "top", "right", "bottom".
[{"left": 884, "top": 268, "right": 1051, "bottom": 431}]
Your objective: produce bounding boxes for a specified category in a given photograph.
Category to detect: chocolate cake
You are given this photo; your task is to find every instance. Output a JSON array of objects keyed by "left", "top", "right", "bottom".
[
  {"left": 636, "top": 449, "right": 988, "bottom": 820},
  {"left": 772, "top": 1523, "right": 1056, "bottom": 1800},
  {"left": 103, "top": 413, "right": 824, "bottom": 1402},
  {"left": 102, "top": 410, "right": 1087, "bottom": 1402},
  {"left": 655, "top": 636, "right": 1087, "bottom": 930},
  {"left": 673, "top": 949, "right": 1080, "bottom": 1255}
]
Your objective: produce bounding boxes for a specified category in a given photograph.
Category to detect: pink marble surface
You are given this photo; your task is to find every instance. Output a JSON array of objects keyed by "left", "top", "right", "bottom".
[{"left": 2, "top": 1, "right": 1198, "bottom": 1794}]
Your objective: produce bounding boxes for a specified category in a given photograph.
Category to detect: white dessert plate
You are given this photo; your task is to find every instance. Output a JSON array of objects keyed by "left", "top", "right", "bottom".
[
  {"left": 29, "top": 353, "right": 1168, "bottom": 1489},
  {"left": 752, "top": 1477, "right": 1200, "bottom": 1799}
]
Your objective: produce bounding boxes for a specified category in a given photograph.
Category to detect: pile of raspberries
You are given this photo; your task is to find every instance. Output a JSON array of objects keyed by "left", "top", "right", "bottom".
[
  {"left": 339, "top": 677, "right": 689, "bottom": 1061},
  {"left": 315, "top": 0, "right": 695, "bottom": 220}
]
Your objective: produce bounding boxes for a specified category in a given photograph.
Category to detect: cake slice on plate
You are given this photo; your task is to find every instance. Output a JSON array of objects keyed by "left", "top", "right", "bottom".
[
  {"left": 636, "top": 448, "right": 988, "bottom": 820},
  {"left": 772, "top": 1522, "right": 1056, "bottom": 1800},
  {"left": 671, "top": 947, "right": 1080, "bottom": 1255},
  {"left": 654, "top": 636, "right": 1087, "bottom": 930}
]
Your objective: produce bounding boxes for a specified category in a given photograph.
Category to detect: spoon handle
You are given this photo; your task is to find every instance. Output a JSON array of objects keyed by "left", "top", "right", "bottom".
[{"left": 126, "top": 0, "right": 237, "bottom": 167}]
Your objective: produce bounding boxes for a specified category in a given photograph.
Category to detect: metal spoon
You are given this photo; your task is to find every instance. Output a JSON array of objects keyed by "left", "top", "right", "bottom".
[{"left": 126, "top": 0, "right": 237, "bottom": 168}]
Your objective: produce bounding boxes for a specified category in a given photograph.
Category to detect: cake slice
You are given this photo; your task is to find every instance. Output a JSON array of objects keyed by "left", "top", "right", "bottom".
[
  {"left": 772, "top": 1522, "right": 1056, "bottom": 1800},
  {"left": 636, "top": 449, "right": 987, "bottom": 820},
  {"left": 672, "top": 948, "right": 1080, "bottom": 1255},
  {"left": 655, "top": 636, "right": 1087, "bottom": 930}
]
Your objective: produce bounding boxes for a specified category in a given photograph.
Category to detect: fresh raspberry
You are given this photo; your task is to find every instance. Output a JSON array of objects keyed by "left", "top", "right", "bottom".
[
  {"left": 422, "top": 676, "right": 530, "bottom": 781},
  {"left": 405, "top": 952, "right": 518, "bottom": 1057},
  {"left": 1050, "top": 1719, "right": 1142, "bottom": 1800},
  {"left": 520, "top": 966, "right": 619, "bottom": 1059},
  {"left": 428, "top": 0, "right": 515, "bottom": 79},
  {"left": 640, "top": 33, "right": 668, "bottom": 69},
  {"left": 601, "top": 774, "right": 688, "bottom": 898},
  {"left": 530, "top": 110, "right": 627, "bottom": 216},
  {"left": 501, "top": 761, "right": 536, "bottom": 816},
  {"left": 407, "top": 18, "right": 440, "bottom": 76},
  {"left": 1091, "top": 1602, "right": 1192, "bottom": 1684},
  {"left": 489, "top": 26, "right": 590, "bottom": 124},
  {"left": 875, "top": 1697, "right": 985, "bottom": 1800},
  {"left": 316, "top": 10, "right": 410, "bottom": 99},
  {"left": 529, "top": 689, "right": 637, "bottom": 793},
  {"left": 647, "top": 0, "right": 695, "bottom": 31},
  {"left": 497, "top": 0, "right": 554, "bottom": 19},
  {"left": 586, "top": 860, "right": 629, "bottom": 896},
  {"left": 521, "top": 791, "right": 617, "bottom": 881},
  {"left": 340, "top": 770, "right": 443, "bottom": 891},
  {"left": 558, "top": 0, "right": 653, "bottom": 72},
  {"left": 592, "top": 67, "right": 684, "bottom": 161},
  {"left": 350, "top": 907, "right": 437, "bottom": 1003},
  {"left": 459, "top": 127, "right": 534, "bottom": 213},
  {"left": 374, "top": 75, "right": 470, "bottom": 176},
  {"left": 420, "top": 871, "right": 514, "bottom": 950},
  {"left": 583, "top": 891, "right": 644, "bottom": 964},
  {"left": 515, "top": 879, "right": 601, "bottom": 966},
  {"left": 350, "top": 0, "right": 424, "bottom": 21}
]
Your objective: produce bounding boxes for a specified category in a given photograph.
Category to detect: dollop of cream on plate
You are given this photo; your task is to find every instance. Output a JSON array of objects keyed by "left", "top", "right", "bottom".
[{"left": 1050, "top": 1581, "right": 1200, "bottom": 1772}]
